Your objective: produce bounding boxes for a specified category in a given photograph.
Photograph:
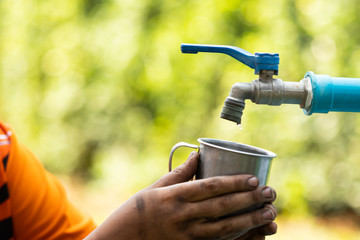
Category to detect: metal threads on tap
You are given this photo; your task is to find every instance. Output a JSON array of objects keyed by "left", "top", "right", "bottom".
[{"left": 220, "top": 97, "right": 245, "bottom": 125}]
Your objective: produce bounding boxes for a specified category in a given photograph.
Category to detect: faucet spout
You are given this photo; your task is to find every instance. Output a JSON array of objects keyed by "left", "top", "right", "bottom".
[
  {"left": 220, "top": 77, "right": 312, "bottom": 124},
  {"left": 220, "top": 82, "right": 253, "bottom": 125},
  {"left": 220, "top": 97, "right": 245, "bottom": 125}
]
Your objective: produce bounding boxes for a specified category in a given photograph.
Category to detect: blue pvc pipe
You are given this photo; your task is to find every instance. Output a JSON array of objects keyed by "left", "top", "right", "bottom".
[{"left": 304, "top": 71, "right": 360, "bottom": 115}]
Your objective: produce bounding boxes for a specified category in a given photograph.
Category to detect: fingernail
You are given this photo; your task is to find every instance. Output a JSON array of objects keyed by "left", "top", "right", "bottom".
[
  {"left": 248, "top": 177, "right": 259, "bottom": 187},
  {"left": 263, "top": 209, "right": 274, "bottom": 220},
  {"left": 262, "top": 187, "right": 273, "bottom": 198}
]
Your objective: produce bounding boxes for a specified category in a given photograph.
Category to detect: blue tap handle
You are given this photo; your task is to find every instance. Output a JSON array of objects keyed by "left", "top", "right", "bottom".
[{"left": 181, "top": 43, "right": 280, "bottom": 75}]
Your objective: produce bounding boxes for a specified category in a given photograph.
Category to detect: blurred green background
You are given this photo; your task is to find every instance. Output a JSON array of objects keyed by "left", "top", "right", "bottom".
[{"left": 1, "top": 0, "right": 360, "bottom": 239}]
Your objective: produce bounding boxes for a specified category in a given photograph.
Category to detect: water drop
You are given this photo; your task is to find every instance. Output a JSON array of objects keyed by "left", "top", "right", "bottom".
[{"left": 237, "top": 124, "right": 242, "bottom": 130}]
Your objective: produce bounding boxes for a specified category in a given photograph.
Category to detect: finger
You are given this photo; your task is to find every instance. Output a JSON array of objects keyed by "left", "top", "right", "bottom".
[
  {"left": 238, "top": 222, "right": 277, "bottom": 240},
  {"left": 192, "top": 204, "right": 276, "bottom": 239},
  {"left": 257, "top": 222, "right": 278, "bottom": 236},
  {"left": 241, "top": 234, "right": 265, "bottom": 240},
  {"left": 170, "top": 174, "right": 259, "bottom": 201},
  {"left": 189, "top": 187, "right": 276, "bottom": 218},
  {"left": 149, "top": 151, "right": 199, "bottom": 189},
  {"left": 249, "top": 235, "right": 265, "bottom": 240},
  {"left": 265, "top": 203, "right": 277, "bottom": 219},
  {"left": 235, "top": 222, "right": 277, "bottom": 240},
  {"left": 233, "top": 230, "right": 253, "bottom": 240},
  {"left": 265, "top": 187, "right": 277, "bottom": 204}
]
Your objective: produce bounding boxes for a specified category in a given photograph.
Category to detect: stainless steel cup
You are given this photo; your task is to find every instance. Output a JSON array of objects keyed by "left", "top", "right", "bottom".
[
  {"left": 168, "top": 138, "right": 277, "bottom": 239},
  {"left": 169, "top": 138, "right": 276, "bottom": 185}
]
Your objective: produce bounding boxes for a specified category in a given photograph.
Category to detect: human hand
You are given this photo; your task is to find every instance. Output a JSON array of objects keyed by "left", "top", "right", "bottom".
[{"left": 85, "top": 152, "right": 277, "bottom": 240}]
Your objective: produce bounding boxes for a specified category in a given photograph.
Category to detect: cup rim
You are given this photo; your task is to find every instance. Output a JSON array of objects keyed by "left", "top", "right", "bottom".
[{"left": 197, "top": 138, "right": 277, "bottom": 158}]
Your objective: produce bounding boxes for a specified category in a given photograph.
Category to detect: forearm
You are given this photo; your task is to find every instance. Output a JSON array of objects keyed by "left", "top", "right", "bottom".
[{"left": 85, "top": 197, "right": 141, "bottom": 240}]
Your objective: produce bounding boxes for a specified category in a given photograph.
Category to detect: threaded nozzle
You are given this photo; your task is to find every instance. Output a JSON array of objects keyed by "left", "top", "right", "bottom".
[{"left": 220, "top": 97, "right": 245, "bottom": 125}]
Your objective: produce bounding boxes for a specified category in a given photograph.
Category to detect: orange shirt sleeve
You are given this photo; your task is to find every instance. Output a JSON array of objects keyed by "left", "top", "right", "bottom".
[
  {"left": 0, "top": 123, "right": 13, "bottom": 239},
  {"left": 2, "top": 121, "right": 96, "bottom": 240}
]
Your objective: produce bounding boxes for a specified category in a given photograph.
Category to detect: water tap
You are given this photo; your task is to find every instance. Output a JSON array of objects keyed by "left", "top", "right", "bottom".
[{"left": 181, "top": 43, "right": 360, "bottom": 125}]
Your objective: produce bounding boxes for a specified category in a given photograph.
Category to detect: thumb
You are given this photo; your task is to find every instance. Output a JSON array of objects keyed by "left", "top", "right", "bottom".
[{"left": 150, "top": 151, "right": 199, "bottom": 188}]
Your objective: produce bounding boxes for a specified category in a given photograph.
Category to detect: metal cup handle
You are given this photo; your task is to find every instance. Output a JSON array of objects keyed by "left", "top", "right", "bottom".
[{"left": 169, "top": 142, "right": 199, "bottom": 172}]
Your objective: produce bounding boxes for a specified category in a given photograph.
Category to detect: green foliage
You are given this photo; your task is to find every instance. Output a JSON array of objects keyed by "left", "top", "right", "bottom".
[{"left": 1, "top": 0, "right": 360, "bottom": 217}]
